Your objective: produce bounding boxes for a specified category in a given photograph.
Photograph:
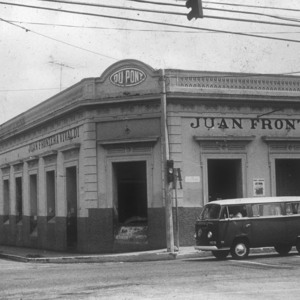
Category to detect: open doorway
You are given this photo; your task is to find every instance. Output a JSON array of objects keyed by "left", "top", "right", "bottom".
[
  {"left": 207, "top": 159, "right": 243, "bottom": 201},
  {"left": 113, "top": 161, "right": 148, "bottom": 226},
  {"left": 276, "top": 159, "right": 300, "bottom": 196},
  {"left": 66, "top": 166, "right": 77, "bottom": 249}
]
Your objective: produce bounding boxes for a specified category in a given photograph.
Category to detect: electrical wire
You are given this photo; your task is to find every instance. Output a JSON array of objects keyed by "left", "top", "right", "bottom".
[
  {"left": 36, "top": 0, "right": 300, "bottom": 26},
  {"left": 37, "top": 0, "right": 183, "bottom": 16},
  {"left": 128, "top": 0, "right": 181, "bottom": 7},
  {"left": 9, "top": 19, "right": 300, "bottom": 35},
  {"left": 133, "top": 0, "right": 300, "bottom": 13},
  {"left": 0, "top": 88, "right": 60, "bottom": 92},
  {"left": 202, "top": 1, "right": 300, "bottom": 13},
  {"left": 0, "top": 17, "right": 119, "bottom": 61},
  {"left": 4, "top": 0, "right": 300, "bottom": 31},
  {"left": 204, "top": 7, "right": 300, "bottom": 24},
  {"left": 2, "top": 2, "right": 300, "bottom": 45},
  {"left": 128, "top": 0, "right": 300, "bottom": 23}
]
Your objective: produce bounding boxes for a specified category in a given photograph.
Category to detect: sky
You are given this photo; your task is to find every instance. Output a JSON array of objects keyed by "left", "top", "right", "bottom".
[{"left": 1, "top": 0, "right": 300, "bottom": 124}]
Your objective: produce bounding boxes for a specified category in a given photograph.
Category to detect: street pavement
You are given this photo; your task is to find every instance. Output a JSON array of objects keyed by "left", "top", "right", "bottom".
[
  {"left": 0, "top": 245, "right": 204, "bottom": 263},
  {"left": 0, "top": 244, "right": 278, "bottom": 264}
]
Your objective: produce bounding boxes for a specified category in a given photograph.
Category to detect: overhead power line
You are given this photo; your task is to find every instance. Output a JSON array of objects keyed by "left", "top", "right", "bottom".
[
  {"left": 4, "top": 0, "right": 300, "bottom": 30},
  {"left": 36, "top": 0, "right": 300, "bottom": 26},
  {"left": 37, "top": 0, "right": 183, "bottom": 16},
  {"left": 204, "top": 7, "right": 300, "bottom": 24},
  {"left": 0, "top": 88, "right": 60, "bottom": 92},
  {"left": 0, "top": 17, "right": 119, "bottom": 60},
  {"left": 132, "top": 0, "right": 300, "bottom": 13},
  {"left": 9, "top": 19, "right": 300, "bottom": 35},
  {"left": 2, "top": 1, "right": 300, "bottom": 45},
  {"left": 202, "top": 1, "right": 300, "bottom": 13}
]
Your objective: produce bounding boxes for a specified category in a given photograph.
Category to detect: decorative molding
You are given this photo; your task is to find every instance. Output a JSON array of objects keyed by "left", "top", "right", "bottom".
[
  {"left": 59, "top": 143, "right": 81, "bottom": 152},
  {"left": 0, "top": 164, "right": 10, "bottom": 169},
  {"left": 24, "top": 156, "right": 39, "bottom": 162},
  {"left": 262, "top": 136, "right": 300, "bottom": 152},
  {"left": 194, "top": 135, "right": 255, "bottom": 152},
  {"left": 11, "top": 160, "right": 23, "bottom": 166},
  {"left": 173, "top": 76, "right": 300, "bottom": 93},
  {"left": 98, "top": 136, "right": 159, "bottom": 146},
  {"left": 262, "top": 136, "right": 300, "bottom": 142},
  {"left": 41, "top": 150, "right": 58, "bottom": 158}
]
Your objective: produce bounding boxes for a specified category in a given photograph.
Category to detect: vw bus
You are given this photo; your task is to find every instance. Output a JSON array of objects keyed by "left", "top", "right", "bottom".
[{"left": 194, "top": 197, "right": 300, "bottom": 259}]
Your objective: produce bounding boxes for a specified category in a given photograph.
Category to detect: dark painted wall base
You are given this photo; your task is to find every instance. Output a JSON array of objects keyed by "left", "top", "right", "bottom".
[{"left": 0, "top": 207, "right": 201, "bottom": 253}]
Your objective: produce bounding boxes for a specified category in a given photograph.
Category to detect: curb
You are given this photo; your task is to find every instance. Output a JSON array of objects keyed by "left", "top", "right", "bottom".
[
  {"left": 0, "top": 251, "right": 181, "bottom": 264},
  {"left": 0, "top": 247, "right": 285, "bottom": 264}
]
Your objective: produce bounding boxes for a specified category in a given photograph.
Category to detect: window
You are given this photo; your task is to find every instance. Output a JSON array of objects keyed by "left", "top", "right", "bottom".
[
  {"left": 3, "top": 179, "right": 9, "bottom": 223},
  {"left": 15, "top": 177, "right": 23, "bottom": 223},
  {"left": 29, "top": 174, "right": 38, "bottom": 233},
  {"left": 251, "top": 203, "right": 282, "bottom": 217},
  {"left": 286, "top": 202, "right": 300, "bottom": 215},
  {"left": 46, "top": 170, "right": 56, "bottom": 220},
  {"left": 200, "top": 204, "right": 221, "bottom": 220},
  {"left": 228, "top": 205, "right": 247, "bottom": 218}
]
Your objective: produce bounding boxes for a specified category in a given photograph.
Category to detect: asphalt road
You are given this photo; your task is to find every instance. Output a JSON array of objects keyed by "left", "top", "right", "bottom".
[{"left": 1, "top": 251, "right": 300, "bottom": 300}]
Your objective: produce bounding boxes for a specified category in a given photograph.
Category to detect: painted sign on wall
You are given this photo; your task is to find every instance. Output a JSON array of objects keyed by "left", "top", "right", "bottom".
[
  {"left": 110, "top": 67, "right": 146, "bottom": 87},
  {"left": 191, "top": 117, "right": 300, "bottom": 131},
  {"left": 28, "top": 126, "right": 80, "bottom": 152}
]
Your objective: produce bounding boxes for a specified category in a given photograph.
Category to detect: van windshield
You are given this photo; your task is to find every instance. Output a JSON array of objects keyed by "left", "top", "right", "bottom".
[{"left": 200, "top": 204, "right": 221, "bottom": 220}]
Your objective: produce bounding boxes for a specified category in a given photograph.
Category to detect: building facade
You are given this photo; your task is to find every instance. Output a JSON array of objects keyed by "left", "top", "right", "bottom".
[{"left": 1, "top": 59, "right": 300, "bottom": 253}]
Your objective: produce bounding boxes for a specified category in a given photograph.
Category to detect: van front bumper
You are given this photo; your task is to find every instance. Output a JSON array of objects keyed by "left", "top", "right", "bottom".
[{"left": 195, "top": 246, "right": 230, "bottom": 251}]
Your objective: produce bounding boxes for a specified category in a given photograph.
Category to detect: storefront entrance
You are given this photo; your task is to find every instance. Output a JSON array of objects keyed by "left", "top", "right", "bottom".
[
  {"left": 276, "top": 159, "right": 300, "bottom": 196},
  {"left": 113, "top": 161, "right": 148, "bottom": 225},
  {"left": 207, "top": 159, "right": 243, "bottom": 201},
  {"left": 66, "top": 166, "right": 78, "bottom": 249},
  {"left": 112, "top": 161, "right": 148, "bottom": 247}
]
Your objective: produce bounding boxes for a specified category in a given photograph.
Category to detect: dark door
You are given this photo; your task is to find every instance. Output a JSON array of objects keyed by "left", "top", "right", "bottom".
[
  {"left": 113, "top": 161, "right": 148, "bottom": 225},
  {"left": 276, "top": 159, "right": 300, "bottom": 196},
  {"left": 66, "top": 166, "right": 77, "bottom": 249},
  {"left": 208, "top": 159, "right": 242, "bottom": 201}
]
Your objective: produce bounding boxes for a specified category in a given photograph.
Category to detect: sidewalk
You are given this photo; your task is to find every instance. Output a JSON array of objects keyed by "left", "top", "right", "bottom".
[
  {"left": 0, "top": 245, "right": 204, "bottom": 264},
  {"left": 0, "top": 245, "right": 279, "bottom": 264}
]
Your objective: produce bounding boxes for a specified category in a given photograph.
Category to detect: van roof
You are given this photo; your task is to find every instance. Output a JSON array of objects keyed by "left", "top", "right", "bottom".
[{"left": 207, "top": 196, "right": 300, "bottom": 206}]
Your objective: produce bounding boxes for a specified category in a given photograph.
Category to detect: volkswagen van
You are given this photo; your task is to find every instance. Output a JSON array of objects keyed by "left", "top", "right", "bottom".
[{"left": 194, "top": 197, "right": 300, "bottom": 259}]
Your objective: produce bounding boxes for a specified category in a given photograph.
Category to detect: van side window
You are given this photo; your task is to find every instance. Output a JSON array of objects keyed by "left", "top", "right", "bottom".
[
  {"left": 252, "top": 204, "right": 260, "bottom": 217},
  {"left": 220, "top": 206, "right": 229, "bottom": 219},
  {"left": 286, "top": 202, "right": 300, "bottom": 215},
  {"left": 252, "top": 203, "right": 282, "bottom": 217},
  {"left": 228, "top": 205, "right": 247, "bottom": 218}
]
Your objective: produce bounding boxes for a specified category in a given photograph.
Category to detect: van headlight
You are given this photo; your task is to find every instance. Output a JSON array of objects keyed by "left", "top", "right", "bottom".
[{"left": 207, "top": 231, "right": 213, "bottom": 239}]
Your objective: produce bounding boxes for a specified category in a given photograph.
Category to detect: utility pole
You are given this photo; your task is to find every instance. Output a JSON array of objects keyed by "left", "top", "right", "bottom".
[
  {"left": 49, "top": 60, "right": 74, "bottom": 91},
  {"left": 161, "top": 69, "right": 174, "bottom": 253}
]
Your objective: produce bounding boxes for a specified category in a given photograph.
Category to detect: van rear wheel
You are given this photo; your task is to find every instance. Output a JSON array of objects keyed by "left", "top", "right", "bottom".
[
  {"left": 274, "top": 244, "right": 292, "bottom": 256},
  {"left": 212, "top": 250, "right": 229, "bottom": 260},
  {"left": 230, "top": 240, "right": 249, "bottom": 260}
]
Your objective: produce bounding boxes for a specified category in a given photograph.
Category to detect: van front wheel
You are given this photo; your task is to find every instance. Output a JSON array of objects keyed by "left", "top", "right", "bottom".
[
  {"left": 274, "top": 244, "right": 292, "bottom": 256},
  {"left": 230, "top": 240, "right": 249, "bottom": 260},
  {"left": 212, "top": 250, "right": 229, "bottom": 260}
]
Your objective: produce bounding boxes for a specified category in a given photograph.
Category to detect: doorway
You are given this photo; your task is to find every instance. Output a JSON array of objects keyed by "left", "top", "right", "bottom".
[
  {"left": 276, "top": 159, "right": 300, "bottom": 196},
  {"left": 66, "top": 166, "right": 77, "bottom": 249},
  {"left": 207, "top": 159, "right": 243, "bottom": 201},
  {"left": 113, "top": 161, "right": 148, "bottom": 225}
]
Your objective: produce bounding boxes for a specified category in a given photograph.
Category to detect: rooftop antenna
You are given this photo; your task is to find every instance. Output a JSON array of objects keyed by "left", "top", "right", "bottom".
[{"left": 48, "top": 60, "right": 74, "bottom": 91}]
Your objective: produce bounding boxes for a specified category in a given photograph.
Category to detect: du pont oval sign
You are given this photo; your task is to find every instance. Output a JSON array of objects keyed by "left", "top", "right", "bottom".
[{"left": 110, "top": 67, "right": 147, "bottom": 87}]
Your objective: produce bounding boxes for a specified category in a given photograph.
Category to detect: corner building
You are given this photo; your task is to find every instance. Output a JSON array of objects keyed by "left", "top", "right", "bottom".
[{"left": 1, "top": 59, "right": 300, "bottom": 253}]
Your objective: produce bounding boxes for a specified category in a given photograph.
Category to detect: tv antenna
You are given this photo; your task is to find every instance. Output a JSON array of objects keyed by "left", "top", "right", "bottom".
[{"left": 48, "top": 60, "right": 74, "bottom": 91}]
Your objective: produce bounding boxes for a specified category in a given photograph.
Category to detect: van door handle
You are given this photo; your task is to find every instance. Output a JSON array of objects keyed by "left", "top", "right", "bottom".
[{"left": 245, "top": 223, "right": 251, "bottom": 228}]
